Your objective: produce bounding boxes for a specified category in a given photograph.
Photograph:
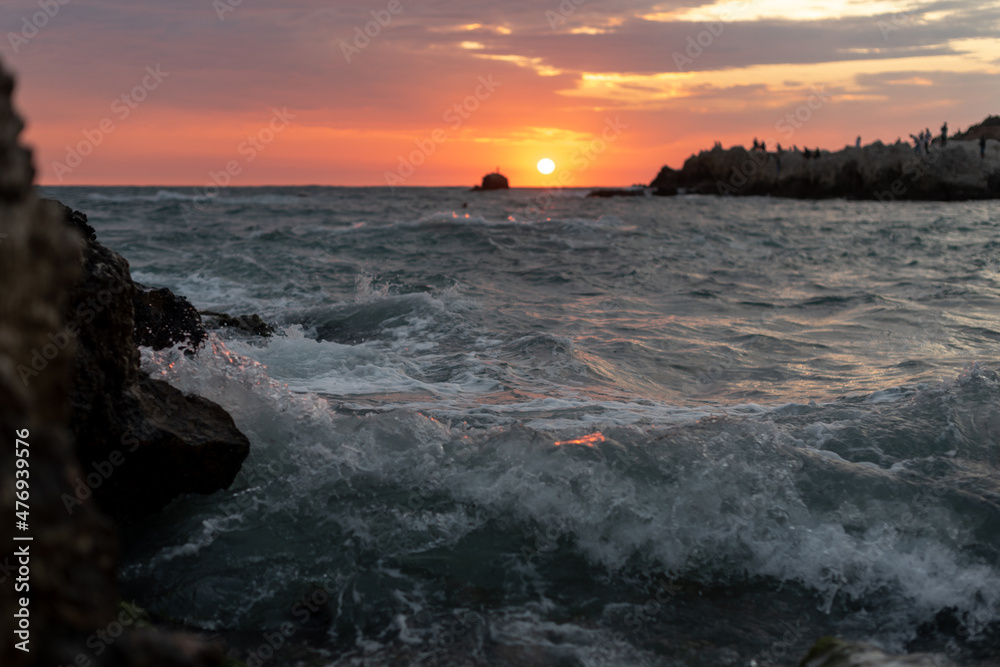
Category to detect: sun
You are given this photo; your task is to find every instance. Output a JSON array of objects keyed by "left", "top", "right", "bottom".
[{"left": 537, "top": 158, "right": 555, "bottom": 175}]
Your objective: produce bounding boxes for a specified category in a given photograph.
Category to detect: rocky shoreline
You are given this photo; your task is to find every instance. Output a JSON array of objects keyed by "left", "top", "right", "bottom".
[{"left": 650, "top": 119, "right": 1000, "bottom": 201}]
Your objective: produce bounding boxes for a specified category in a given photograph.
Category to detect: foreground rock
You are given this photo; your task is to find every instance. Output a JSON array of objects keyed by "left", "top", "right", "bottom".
[
  {"left": 45, "top": 200, "right": 250, "bottom": 520},
  {"left": 472, "top": 171, "right": 509, "bottom": 190},
  {"left": 800, "top": 637, "right": 956, "bottom": 666},
  {"left": 0, "top": 56, "right": 224, "bottom": 667},
  {"left": 651, "top": 134, "right": 1000, "bottom": 201}
]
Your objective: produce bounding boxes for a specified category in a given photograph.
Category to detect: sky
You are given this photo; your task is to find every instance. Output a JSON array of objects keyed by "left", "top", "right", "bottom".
[{"left": 2, "top": 0, "right": 998, "bottom": 187}]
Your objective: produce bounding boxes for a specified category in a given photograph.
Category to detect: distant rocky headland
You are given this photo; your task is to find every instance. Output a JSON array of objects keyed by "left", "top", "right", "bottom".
[{"left": 649, "top": 116, "right": 1000, "bottom": 201}]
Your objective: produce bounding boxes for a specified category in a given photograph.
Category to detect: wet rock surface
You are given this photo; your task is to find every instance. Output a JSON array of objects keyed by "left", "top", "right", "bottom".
[
  {"left": 44, "top": 201, "right": 250, "bottom": 521},
  {"left": 201, "top": 310, "right": 276, "bottom": 337},
  {"left": 133, "top": 283, "right": 207, "bottom": 351}
]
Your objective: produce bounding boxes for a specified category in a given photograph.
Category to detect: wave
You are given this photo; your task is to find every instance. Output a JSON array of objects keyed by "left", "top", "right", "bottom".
[
  {"left": 84, "top": 189, "right": 310, "bottom": 206},
  {"left": 122, "top": 336, "right": 1000, "bottom": 661}
]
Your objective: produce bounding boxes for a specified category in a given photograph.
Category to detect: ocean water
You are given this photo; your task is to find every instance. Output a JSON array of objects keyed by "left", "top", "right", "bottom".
[{"left": 43, "top": 186, "right": 1000, "bottom": 666}]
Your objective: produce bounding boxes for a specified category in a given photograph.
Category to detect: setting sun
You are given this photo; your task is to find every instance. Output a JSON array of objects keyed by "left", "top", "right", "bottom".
[{"left": 537, "top": 158, "right": 556, "bottom": 175}]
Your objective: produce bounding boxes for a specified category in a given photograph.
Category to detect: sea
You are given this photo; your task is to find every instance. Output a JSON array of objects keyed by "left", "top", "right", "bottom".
[{"left": 41, "top": 186, "right": 1000, "bottom": 666}]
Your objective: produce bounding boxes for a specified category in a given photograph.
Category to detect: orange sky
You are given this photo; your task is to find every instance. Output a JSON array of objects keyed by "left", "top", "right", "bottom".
[{"left": 2, "top": 0, "right": 998, "bottom": 187}]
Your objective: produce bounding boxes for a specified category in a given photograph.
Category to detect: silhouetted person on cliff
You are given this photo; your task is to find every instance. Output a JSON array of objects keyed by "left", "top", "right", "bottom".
[
  {"left": 940, "top": 122, "right": 948, "bottom": 148},
  {"left": 981, "top": 136, "right": 988, "bottom": 158},
  {"left": 856, "top": 136, "right": 861, "bottom": 148},
  {"left": 761, "top": 141, "right": 766, "bottom": 152},
  {"left": 803, "top": 148, "right": 811, "bottom": 158},
  {"left": 753, "top": 138, "right": 759, "bottom": 151}
]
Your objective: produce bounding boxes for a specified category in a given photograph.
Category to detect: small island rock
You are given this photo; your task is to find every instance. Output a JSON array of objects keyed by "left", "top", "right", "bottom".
[{"left": 472, "top": 171, "right": 509, "bottom": 191}]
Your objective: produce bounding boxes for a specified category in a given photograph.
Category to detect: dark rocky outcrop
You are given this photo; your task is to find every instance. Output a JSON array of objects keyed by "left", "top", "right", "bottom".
[
  {"left": 43, "top": 200, "right": 250, "bottom": 520},
  {"left": 471, "top": 171, "right": 509, "bottom": 191},
  {"left": 201, "top": 310, "right": 276, "bottom": 337},
  {"left": 43, "top": 200, "right": 209, "bottom": 352},
  {"left": 0, "top": 56, "right": 225, "bottom": 667},
  {"left": 133, "top": 283, "right": 207, "bottom": 350},
  {"left": 587, "top": 187, "right": 649, "bottom": 198},
  {"left": 651, "top": 130, "right": 1000, "bottom": 201}
]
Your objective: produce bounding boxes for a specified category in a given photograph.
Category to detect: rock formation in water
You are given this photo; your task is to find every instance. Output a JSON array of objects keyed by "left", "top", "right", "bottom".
[
  {"left": 132, "top": 282, "right": 207, "bottom": 351},
  {"left": 200, "top": 310, "right": 276, "bottom": 337},
  {"left": 651, "top": 129, "right": 1000, "bottom": 201},
  {"left": 0, "top": 56, "right": 226, "bottom": 667},
  {"left": 472, "top": 171, "right": 510, "bottom": 191},
  {"left": 44, "top": 200, "right": 250, "bottom": 521},
  {"left": 587, "top": 187, "right": 649, "bottom": 198}
]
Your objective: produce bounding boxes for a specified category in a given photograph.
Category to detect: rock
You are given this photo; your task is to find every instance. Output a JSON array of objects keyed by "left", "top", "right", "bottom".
[
  {"left": 0, "top": 55, "right": 225, "bottom": 667},
  {"left": 472, "top": 171, "right": 509, "bottom": 191},
  {"left": 200, "top": 310, "right": 276, "bottom": 337},
  {"left": 40, "top": 200, "right": 209, "bottom": 352},
  {"left": 43, "top": 200, "right": 250, "bottom": 520},
  {"left": 650, "top": 165, "right": 679, "bottom": 196},
  {"left": 651, "top": 123, "right": 1000, "bottom": 200},
  {"left": 0, "top": 58, "right": 119, "bottom": 667},
  {"left": 133, "top": 283, "right": 207, "bottom": 350},
  {"left": 799, "top": 637, "right": 956, "bottom": 666},
  {"left": 586, "top": 187, "right": 649, "bottom": 197},
  {"left": 952, "top": 115, "right": 1000, "bottom": 142}
]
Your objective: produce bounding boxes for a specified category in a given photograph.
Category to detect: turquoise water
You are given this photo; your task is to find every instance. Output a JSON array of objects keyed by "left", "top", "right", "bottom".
[{"left": 45, "top": 186, "right": 1000, "bottom": 665}]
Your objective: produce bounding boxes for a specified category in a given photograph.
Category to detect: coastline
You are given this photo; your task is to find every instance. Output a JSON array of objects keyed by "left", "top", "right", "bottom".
[{"left": 649, "top": 135, "right": 1000, "bottom": 202}]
